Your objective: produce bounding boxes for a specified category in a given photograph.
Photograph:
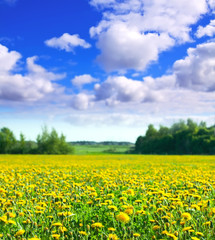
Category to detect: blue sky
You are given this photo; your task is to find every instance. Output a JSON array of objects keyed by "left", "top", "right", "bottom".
[{"left": 0, "top": 0, "right": 215, "bottom": 142}]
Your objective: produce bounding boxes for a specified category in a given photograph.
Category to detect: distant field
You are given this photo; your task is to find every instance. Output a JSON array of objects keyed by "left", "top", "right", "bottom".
[{"left": 73, "top": 144, "right": 133, "bottom": 154}]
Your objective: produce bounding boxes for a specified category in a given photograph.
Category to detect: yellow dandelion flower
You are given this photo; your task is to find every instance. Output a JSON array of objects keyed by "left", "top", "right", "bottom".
[
  {"left": 79, "top": 231, "right": 87, "bottom": 236},
  {"left": 152, "top": 225, "right": 160, "bottom": 231},
  {"left": 108, "top": 227, "right": 116, "bottom": 231},
  {"left": 91, "top": 222, "right": 104, "bottom": 228},
  {"left": 51, "top": 234, "right": 60, "bottom": 239},
  {"left": 182, "top": 226, "right": 192, "bottom": 232},
  {"left": 52, "top": 222, "right": 62, "bottom": 227},
  {"left": 14, "top": 230, "right": 25, "bottom": 237},
  {"left": 133, "top": 233, "right": 141, "bottom": 237},
  {"left": 196, "top": 232, "right": 204, "bottom": 236},
  {"left": 108, "top": 234, "right": 119, "bottom": 240},
  {"left": 181, "top": 212, "right": 191, "bottom": 221},
  {"left": 116, "top": 212, "right": 130, "bottom": 223}
]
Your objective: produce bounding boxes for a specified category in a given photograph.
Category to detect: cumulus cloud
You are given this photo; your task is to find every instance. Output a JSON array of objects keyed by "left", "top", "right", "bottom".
[
  {"left": 94, "top": 76, "right": 163, "bottom": 106},
  {"left": 71, "top": 74, "right": 98, "bottom": 88},
  {"left": 94, "top": 23, "right": 174, "bottom": 71},
  {"left": 0, "top": 44, "right": 21, "bottom": 72},
  {"left": 90, "top": 0, "right": 208, "bottom": 72},
  {"left": 78, "top": 40, "right": 214, "bottom": 111},
  {"left": 208, "top": 0, "right": 215, "bottom": 11},
  {"left": 0, "top": 44, "right": 65, "bottom": 102},
  {"left": 173, "top": 41, "right": 215, "bottom": 91},
  {"left": 196, "top": 19, "right": 215, "bottom": 38},
  {"left": 45, "top": 33, "right": 91, "bottom": 52},
  {"left": 71, "top": 93, "right": 93, "bottom": 110}
]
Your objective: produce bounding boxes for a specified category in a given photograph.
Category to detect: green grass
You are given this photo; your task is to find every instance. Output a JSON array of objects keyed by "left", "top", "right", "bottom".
[{"left": 73, "top": 144, "right": 133, "bottom": 155}]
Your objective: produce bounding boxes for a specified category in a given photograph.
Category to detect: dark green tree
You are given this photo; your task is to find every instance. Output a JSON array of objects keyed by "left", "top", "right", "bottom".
[
  {"left": 0, "top": 127, "right": 16, "bottom": 153},
  {"left": 36, "top": 126, "right": 74, "bottom": 154}
]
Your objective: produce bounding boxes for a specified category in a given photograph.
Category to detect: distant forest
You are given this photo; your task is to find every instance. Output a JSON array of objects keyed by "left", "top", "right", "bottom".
[
  {"left": 0, "top": 126, "right": 74, "bottom": 154},
  {"left": 1, "top": 119, "right": 214, "bottom": 155},
  {"left": 135, "top": 119, "right": 215, "bottom": 155}
]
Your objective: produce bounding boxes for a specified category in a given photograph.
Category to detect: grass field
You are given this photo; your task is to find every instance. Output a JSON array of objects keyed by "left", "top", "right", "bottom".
[
  {"left": 73, "top": 145, "right": 133, "bottom": 155},
  {"left": 0, "top": 155, "right": 214, "bottom": 239}
]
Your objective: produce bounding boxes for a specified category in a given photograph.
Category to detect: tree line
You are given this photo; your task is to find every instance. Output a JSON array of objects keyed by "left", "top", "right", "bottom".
[
  {"left": 135, "top": 119, "right": 215, "bottom": 155},
  {"left": 0, "top": 126, "right": 74, "bottom": 154}
]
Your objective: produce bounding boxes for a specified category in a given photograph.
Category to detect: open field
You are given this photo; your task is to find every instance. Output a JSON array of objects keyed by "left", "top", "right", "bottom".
[
  {"left": 73, "top": 145, "right": 133, "bottom": 155},
  {"left": 0, "top": 155, "right": 215, "bottom": 239}
]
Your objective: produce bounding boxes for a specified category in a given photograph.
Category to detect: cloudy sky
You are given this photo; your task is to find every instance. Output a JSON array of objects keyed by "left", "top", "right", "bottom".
[{"left": 0, "top": 0, "right": 215, "bottom": 142}]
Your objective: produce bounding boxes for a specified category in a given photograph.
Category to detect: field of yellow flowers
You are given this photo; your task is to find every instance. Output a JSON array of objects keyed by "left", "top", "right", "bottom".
[{"left": 0, "top": 155, "right": 215, "bottom": 240}]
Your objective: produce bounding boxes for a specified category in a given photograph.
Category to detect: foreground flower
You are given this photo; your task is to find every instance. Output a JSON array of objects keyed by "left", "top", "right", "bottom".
[
  {"left": 108, "top": 234, "right": 119, "bottom": 240},
  {"left": 181, "top": 212, "right": 191, "bottom": 221},
  {"left": 79, "top": 231, "right": 87, "bottom": 236},
  {"left": 116, "top": 212, "right": 130, "bottom": 223},
  {"left": 91, "top": 222, "right": 104, "bottom": 228},
  {"left": 51, "top": 234, "right": 60, "bottom": 239},
  {"left": 15, "top": 230, "right": 25, "bottom": 237}
]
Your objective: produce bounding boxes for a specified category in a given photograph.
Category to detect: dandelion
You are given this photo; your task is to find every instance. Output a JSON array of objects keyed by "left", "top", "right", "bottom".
[
  {"left": 152, "top": 225, "right": 160, "bottom": 230},
  {"left": 91, "top": 222, "right": 104, "bottom": 228},
  {"left": 79, "top": 231, "right": 87, "bottom": 236},
  {"left": 181, "top": 212, "right": 191, "bottom": 221},
  {"left": 14, "top": 230, "right": 25, "bottom": 237},
  {"left": 108, "top": 234, "right": 119, "bottom": 240},
  {"left": 116, "top": 212, "right": 130, "bottom": 223}
]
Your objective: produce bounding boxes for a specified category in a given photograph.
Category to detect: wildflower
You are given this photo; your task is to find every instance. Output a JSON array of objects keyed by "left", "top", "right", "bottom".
[
  {"left": 7, "top": 219, "right": 16, "bottom": 225},
  {"left": 166, "top": 233, "right": 178, "bottom": 240},
  {"left": 152, "top": 225, "right": 160, "bottom": 231},
  {"left": 91, "top": 222, "right": 104, "bottom": 228},
  {"left": 108, "top": 227, "right": 116, "bottom": 231},
  {"left": 196, "top": 232, "right": 204, "bottom": 236},
  {"left": 203, "top": 221, "right": 211, "bottom": 226},
  {"left": 52, "top": 222, "right": 62, "bottom": 227},
  {"left": 133, "top": 233, "right": 141, "bottom": 237},
  {"left": 108, "top": 205, "right": 118, "bottom": 211},
  {"left": 124, "top": 206, "right": 133, "bottom": 215},
  {"left": 14, "top": 230, "right": 25, "bottom": 237},
  {"left": 116, "top": 212, "right": 130, "bottom": 223},
  {"left": 0, "top": 216, "right": 7, "bottom": 223},
  {"left": 127, "top": 189, "right": 135, "bottom": 195},
  {"left": 79, "top": 231, "right": 87, "bottom": 236},
  {"left": 51, "top": 234, "right": 60, "bottom": 239},
  {"left": 108, "top": 234, "right": 119, "bottom": 240},
  {"left": 182, "top": 226, "right": 192, "bottom": 232},
  {"left": 181, "top": 212, "right": 191, "bottom": 221},
  {"left": 59, "top": 227, "right": 67, "bottom": 232}
]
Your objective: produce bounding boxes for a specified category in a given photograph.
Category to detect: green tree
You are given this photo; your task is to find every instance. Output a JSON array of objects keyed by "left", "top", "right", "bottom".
[
  {"left": 145, "top": 124, "right": 157, "bottom": 139},
  {"left": 36, "top": 126, "right": 74, "bottom": 154},
  {"left": 0, "top": 127, "right": 16, "bottom": 153}
]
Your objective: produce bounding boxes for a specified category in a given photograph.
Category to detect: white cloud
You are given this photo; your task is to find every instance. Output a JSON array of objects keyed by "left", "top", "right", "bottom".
[
  {"left": 0, "top": 44, "right": 65, "bottom": 102},
  {"left": 0, "top": 44, "right": 21, "bottom": 72},
  {"left": 208, "top": 0, "right": 215, "bottom": 11},
  {"left": 90, "top": 0, "right": 208, "bottom": 72},
  {"left": 196, "top": 19, "right": 215, "bottom": 38},
  {"left": 94, "top": 22, "right": 174, "bottom": 71},
  {"left": 71, "top": 74, "right": 98, "bottom": 87},
  {"left": 94, "top": 76, "right": 163, "bottom": 106},
  {"left": 71, "top": 93, "right": 93, "bottom": 110},
  {"left": 173, "top": 41, "right": 215, "bottom": 91},
  {"left": 45, "top": 33, "right": 91, "bottom": 52}
]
